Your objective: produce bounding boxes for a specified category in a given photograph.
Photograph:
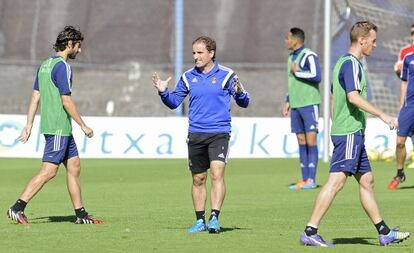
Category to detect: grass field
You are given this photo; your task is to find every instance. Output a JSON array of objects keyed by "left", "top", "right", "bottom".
[{"left": 0, "top": 158, "right": 413, "bottom": 253}]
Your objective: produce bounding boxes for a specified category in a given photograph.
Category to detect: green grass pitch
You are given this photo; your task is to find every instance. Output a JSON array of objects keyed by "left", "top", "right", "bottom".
[{"left": 0, "top": 158, "right": 413, "bottom": 252}]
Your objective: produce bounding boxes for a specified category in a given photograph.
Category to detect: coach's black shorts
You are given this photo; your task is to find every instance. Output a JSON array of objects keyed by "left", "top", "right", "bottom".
[{"left": 187, "top": 133, "right": 230, "bottom": 173}]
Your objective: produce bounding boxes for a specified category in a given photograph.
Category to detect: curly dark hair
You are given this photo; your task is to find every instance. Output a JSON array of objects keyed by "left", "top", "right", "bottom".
[{"left": 53, "top": 26, "right": 84, "bottom": 52}]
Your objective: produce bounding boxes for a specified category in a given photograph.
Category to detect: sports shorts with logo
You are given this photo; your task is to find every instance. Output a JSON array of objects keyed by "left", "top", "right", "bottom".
[
  {"left": 42, "top": 134, "right": 79, "bottom": 164},
  {"left": 290, "top": 104, "right": 319, "bottom": 134},
  {"left": 187, "top": 133, "right": 230, "bottom": 173},
  {"left": 330, "top": 131, "right": 371, "bottom": 175},
  {"left": 397, "top": 106, "right": 414, "bottom": 137}
]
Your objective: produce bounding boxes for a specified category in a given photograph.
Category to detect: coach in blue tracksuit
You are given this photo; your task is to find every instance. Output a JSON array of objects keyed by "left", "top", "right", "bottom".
[{"left": 152, "top": 36, "right": 250, "bottom": 234}]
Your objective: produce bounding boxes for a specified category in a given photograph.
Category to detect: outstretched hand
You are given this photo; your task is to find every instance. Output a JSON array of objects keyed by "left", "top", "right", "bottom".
[{"left": 152, "top": 72, "right": 171, "bottom": 93}]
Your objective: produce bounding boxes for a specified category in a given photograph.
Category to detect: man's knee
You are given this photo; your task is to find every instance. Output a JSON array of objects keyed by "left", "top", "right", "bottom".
[
  {"left": 40, "top": 168, "right": 58, "bottom": 181},
  {"left": 359, "top": 175, "right": 375, "bottom": 190},
  {"left": 396, "top": 142, "right": 406, "bottom": 150},
  {"left": 297, "top": 135, "right": 306, "bottom": 145},
  {"left": 192, "top": 173, "right": 207, "bottom": 187},
  {"left": 67, "top": 167, "right": 81, "bottom": 178}
]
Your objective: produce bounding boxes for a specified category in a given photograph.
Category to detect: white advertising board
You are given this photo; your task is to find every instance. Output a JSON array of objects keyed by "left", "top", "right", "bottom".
[{"left": 0, "top": 114, "right": 400, "bottom": 159}]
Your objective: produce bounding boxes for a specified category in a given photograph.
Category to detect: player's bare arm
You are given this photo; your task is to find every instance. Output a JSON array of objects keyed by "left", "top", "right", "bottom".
[
  {"left": 61, "top": 95, "right": 93, "bottom": 138},
  {"left": 399, "top": 80, "right": 407, "bottom": 108},
  {"left": 347, "top": 91, "right": 397, "bottom": 130},
  {"left": 19, "top": 90, "right": 40, "bottom": 143},
  {"left": 152, "top": 72, "right": 171, "bottom": 92},
  {"left": 282, "top": 101, "right": 290, "bottom": 117}
]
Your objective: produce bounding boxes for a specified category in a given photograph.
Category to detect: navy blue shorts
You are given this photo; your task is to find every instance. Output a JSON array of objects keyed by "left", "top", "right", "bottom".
[
  {"left": 330, "top": 132, "right": 371, "bottom": 175},
  {"left": 397, "top": 106, "right": 414, "bottom": 137},
  {"left": 290, "top": 104, "right": 319, "bottom": 134},
  {"left": 42, "top": 135, "right": 79, "bottom": 164}
]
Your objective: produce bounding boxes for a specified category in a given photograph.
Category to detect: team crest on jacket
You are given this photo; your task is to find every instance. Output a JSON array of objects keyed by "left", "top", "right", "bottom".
[{"left": 211, "top": 77, "right": 217, "bottom": 84}]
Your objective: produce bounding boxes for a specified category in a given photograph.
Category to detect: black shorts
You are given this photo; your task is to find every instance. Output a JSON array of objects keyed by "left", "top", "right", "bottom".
[{"left": 187, "top": 133, "right": 230, "bottom": 173}]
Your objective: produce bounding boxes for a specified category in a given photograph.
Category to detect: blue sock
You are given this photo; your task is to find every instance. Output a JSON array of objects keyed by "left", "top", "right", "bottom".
[
  {"left": 307, "top": 145, "right": 318, "bottom": 181},
  {"left": 299, "top": 144, "right": 308, "bottom": 180}
]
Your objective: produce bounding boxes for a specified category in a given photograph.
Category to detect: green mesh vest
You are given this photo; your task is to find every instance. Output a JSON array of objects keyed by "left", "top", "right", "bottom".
[
  {"left": 287, "top": 48, "right": 321, "bottom": 108},
  {"left": 331, "top": 55, "right": 367, "bottom": 135},
  {"left": 38, "top": 57, "right": 72, "bottom": 136}
]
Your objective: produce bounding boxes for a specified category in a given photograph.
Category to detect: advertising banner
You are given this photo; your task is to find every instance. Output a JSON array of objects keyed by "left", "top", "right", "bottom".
[{"left": 0, "top": 115, "right": 400, "bottom": 159}]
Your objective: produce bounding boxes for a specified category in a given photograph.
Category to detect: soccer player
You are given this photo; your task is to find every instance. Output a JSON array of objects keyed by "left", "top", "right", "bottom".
[
  {"left": 299, "top": 21, "right": 410, "bottom": 247},
  {"left": 388, "top": 24, "right": 414, "bottom": 190},
  {"left": 283, "top": 27, "right": 321, "bottom": 190},
  {"left": 7, "top": 26, "right": 103, "bottom": 225},
  {"left": 152, "top": 36, "right": 250, "bottom": 233}
]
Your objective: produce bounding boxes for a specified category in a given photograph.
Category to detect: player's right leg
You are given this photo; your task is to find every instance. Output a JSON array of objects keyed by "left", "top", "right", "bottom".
[
  {"left": 187, "top": 133, "right": 209, "bottom": 233},
  {"left": 7, "top": 161, "right": 59, "bottom": 224},
  {"left": 289, "top": 108, "right": 308, "bottom": 189},
  {"left": 301, "top": 105, "right": 319, "bottom": 189},
  {"left": 188, "top": 171, "right": 208, "bottom": 233}
]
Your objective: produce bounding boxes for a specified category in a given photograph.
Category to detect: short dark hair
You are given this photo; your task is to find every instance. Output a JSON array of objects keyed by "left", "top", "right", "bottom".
[
  {"left": 53, "top": 26, "right": 84, "bottom": 52},
  {"left": 350, "top": 21, "right": 377, "bottom": 43},
  {"left": 192, "top": 36, "right": 216, "bottom": 60},
  {"left": 290, "top": 27, "right": 305, "bottom": 43}
]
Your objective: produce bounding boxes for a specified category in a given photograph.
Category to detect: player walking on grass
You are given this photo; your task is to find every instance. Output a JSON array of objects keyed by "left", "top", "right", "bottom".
[
  {"left": 283, "top": 27, "right": 322, "bottom": 190},
  {"left": 388, "top": 24, "right": 414, "bottom": 190},
  {"left": 299, "top": 21, "right": 410, "bottom": 247},
  {"left": 152, "top": 36, "right": 250, "bottom": 233},
  {"left": 7, "top": 26, "right": 103, "bottom": 225}
]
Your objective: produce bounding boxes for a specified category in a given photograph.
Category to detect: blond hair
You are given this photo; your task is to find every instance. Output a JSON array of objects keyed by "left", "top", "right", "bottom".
[{"left": 350, "top": 21, "right": 377, "bottom": 43}]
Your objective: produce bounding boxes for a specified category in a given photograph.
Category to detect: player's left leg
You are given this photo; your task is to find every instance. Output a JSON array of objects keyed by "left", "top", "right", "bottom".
[
  {"left": 208, "top": 161, "right": 225, "bottom": 233},
  {"left": 64, "top": 156, "right": 83, "bottom": 209},
  {"left": 303, "top": 131, "right": 317, "bottom": 189},
  {"left": 290, "top": 108, "right": 308, "bottom": 189},
  {"left": 64, "top": 156, "right": 103, "bottom": 224},
  {"left": 206, "top": 133, "right": 229, "bottom": 233},
  {"left": 355, "top": 172, "right": 410, "bottom": 245}
]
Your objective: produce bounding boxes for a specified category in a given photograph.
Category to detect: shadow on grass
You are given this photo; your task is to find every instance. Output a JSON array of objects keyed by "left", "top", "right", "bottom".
[
  {"left": 164, "top": 226, "right": 251, "bottom": 233},
  {"left": 31, "top": 215, "right": 76, "bottom": 223},
  {"left": 398, "top": 185, "right": 414, "bottom": 190},
  {"left": 287, "top": 183, "right": 321, "bottom": 189},
  {"left": 220, "top": 227, "right": 251, "bottom": 233},
  {"left": 332, "top": 237, "right": 376, "bottom": 245}
]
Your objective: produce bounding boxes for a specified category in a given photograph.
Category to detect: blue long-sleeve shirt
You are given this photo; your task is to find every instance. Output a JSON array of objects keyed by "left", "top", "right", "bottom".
[
  {"left": 159, "top": 62, "right": 250, "bottom": 133},
  {"left": 290, "top": 45, "right": 322, "bottom": 83}
]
